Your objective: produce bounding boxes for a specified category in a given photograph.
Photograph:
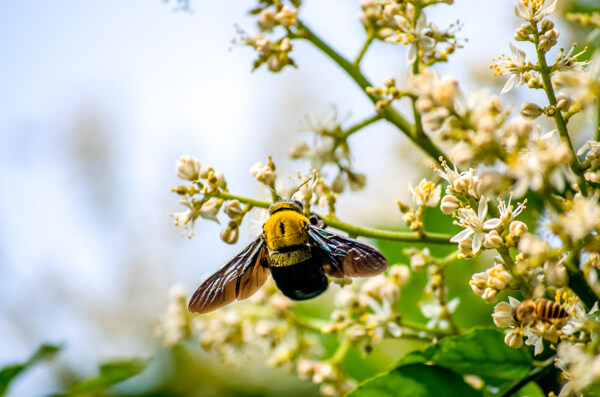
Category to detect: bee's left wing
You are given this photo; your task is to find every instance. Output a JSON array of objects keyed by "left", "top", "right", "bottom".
[
  {"left": 307, "top": 226, "right": 388, "bottom": 278},
  {"left": 188, "top": 236, "right": 270, "bottom": 314}
]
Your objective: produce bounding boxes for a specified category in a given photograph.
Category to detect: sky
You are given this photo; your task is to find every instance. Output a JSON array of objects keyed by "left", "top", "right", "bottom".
[{"left": 0, "top": 0, "right": 515, "bottom": 394}]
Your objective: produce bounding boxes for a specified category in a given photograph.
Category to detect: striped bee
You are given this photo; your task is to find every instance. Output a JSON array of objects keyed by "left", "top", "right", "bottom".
[
  {"left": 189, "top": 199, "right": 388, "bottom": 314},
  {"left": 515, "top": 299, "right": 570, "bottom": 326}
]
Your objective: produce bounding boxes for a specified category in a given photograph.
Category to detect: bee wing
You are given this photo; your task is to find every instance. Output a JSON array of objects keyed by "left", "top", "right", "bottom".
[
  {"left": 307, "top": 226, "right": 388, "bottom": 277},
  {"left": 188, "top": 236, "right": 270, "bottom": 314}
]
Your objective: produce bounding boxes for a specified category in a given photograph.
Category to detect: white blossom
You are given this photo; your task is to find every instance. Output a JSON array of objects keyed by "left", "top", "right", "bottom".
[
  {"left": 451, "top": 197, "right": 501, "bottom": 253},
  {"left": 514, "top": 0, "right": 557, "bottom": 23}
]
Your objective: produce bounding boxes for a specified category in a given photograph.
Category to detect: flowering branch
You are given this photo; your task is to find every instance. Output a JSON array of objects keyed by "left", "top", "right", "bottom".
[
  {"left": 531, "top": 22, "right": 588, "bottom": 196},
  {"left": 293, "top": 22, "right": 450, "bottom": 164},
  {"left": 214, "top": 190, "right": 454, "bottom": 245}
]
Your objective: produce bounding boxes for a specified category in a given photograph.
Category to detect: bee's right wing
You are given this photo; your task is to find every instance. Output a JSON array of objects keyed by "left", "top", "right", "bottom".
[
  {"left": 188, "top": 236, "right": 270, "bottom": 314},
  {"left": 307, "top": 226, "right": 388, "bottom": 278}
]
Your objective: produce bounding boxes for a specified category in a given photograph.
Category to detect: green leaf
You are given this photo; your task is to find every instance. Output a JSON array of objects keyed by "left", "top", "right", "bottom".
[
  {"left": 0, "top": 343, "right": 61, "bottom": 397},
  {"left": 348, "top": 363, "right": 482, "bottom": 397},
  {"left": 512, "top": 381, "right": 545, "bottom": 397},
  {"left": 394, "top": 327, "right": 532, "bottom": 386},
  {"left": 60, "top": 359, "right": 148, "bottom": 396}
]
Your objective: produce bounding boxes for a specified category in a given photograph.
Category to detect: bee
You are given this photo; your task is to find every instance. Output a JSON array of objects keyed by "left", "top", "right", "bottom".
[
  {"left": 515, "top": 299, "right": 570, "bottom": 326},
  {"left": 188, "top": 199, "right": 389, "bottom": 313}
]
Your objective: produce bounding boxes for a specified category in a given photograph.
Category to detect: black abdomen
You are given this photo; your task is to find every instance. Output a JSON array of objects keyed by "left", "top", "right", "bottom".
[{"left": 270, "top": 258, "right": 328, "bottom": 300}]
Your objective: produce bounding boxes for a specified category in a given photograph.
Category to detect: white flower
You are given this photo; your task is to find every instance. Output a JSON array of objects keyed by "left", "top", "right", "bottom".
[
  {"left": 577, "top": 140, "right": 600, "bottom": 169},
  {"left": 555, "top": 194, "right": 600, "bottom": 240},
  {"left": 523, "top": 327, "right": 544, "bottom": 355},
  {"left": 562, "top": 301, "right": 599, "bottom": 335},
  {"left": 385, "top": 13, "right": 435, "bottom": 65},
  {"left": 249, "top": 162, "right": 275, "bottom": 186},
  {"left": 555, "top": 45, "right": 589, "bottom": 72},
  {"left": 408, "top": 179, "right": 442, "bottom": 207},
  {"left": 433, "top": 160, "right": 461, "bottom": 187},
  {"left": 364, "top": 298, "right": 403, "bottom": 342},
  {"left": 176, "top": 155, "right": 201, "bottom": 181},
  {"left": 170, "top": 197, "right": 221, "bottom": 229},
  {"left": 514, "top": 0, "right": 557, "bottom": 23},
  {"left": 497, "top": 194, "right": 527, "bottom": 226},
  {"left": 492, "top": 43, "right": 528, "bottom": 94},
  {"left": 420, "top": 297, "right": 459, "bottom": 330},
  {"left": 493, "top": 297, "right": 520, "bottom": 328},
  {"left": 451, "top": 197, "right": 501, "bottom": 253}
]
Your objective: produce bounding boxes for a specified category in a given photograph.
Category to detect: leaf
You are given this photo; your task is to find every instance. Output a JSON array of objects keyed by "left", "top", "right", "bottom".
[
  {"left": 59, "top": 359, "right": 148, "bottom": 396},
  {"left": 0, "top": 343, "right": 61, "bottom": 397},
  {"left": 394, "top": 327, "right": 532, "bottom": 386},
  {"left": 512, "top": 381, "right": 545, "bottom": 397},
  {"left": 348, "top": 363, "right": 482, "bottom": 397}
]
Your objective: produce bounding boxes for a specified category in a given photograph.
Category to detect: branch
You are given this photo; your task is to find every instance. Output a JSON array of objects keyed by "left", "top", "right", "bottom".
[
  {"left": 215, "top": 190, "right": 454, "bottom": 245},
  {"left": 293, "top": 23, "right": 449, "bottom": 164},
  {"left": 531, "top": 23, "right": 588, "bottom": 196}
]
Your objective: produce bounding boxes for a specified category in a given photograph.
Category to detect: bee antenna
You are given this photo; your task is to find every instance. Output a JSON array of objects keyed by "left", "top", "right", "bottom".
[
  {"left": 289, "top": 174, "right": 315, "bottom": 199},
  {"left": 268, "top": 186, "right": 282, "bottom": 202}
]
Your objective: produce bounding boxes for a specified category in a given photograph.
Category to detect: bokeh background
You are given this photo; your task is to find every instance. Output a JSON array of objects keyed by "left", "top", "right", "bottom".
[{"left": 1, "top": 0, "right": 589, "bottom": 395}]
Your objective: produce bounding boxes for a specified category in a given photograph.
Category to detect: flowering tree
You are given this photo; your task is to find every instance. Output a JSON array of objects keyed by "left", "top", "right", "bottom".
[{"left": 162, "top": 1, "right": 600, "bottom": 396}]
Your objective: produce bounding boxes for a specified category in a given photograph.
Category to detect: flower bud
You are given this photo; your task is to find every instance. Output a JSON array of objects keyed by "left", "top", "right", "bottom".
[
  {"left": 389, "top": 264, "right": 411, "bottom": 286},
  {"left": 482, "top": 287, "right": 498, "bottom": 303},
  {"left": 224, "top": 200, "right": 243, "bottom": 219},
  {"left": 483, "top": 230, "right": 503, "bottom": 249},
  {"left": 556, "top": 92, "right": 572, "bottom": 111},
  {"left": 383, "top": 3, "right": 400, "bottom": 20},
  {"left": 509, "top": 220, "right": 528, "bottom": 236},
  {"left": 458, "top": 237, "right": 473, "bottom": 256},
  {"left": 492, "top": 301, "right": 515, "bottom": 328},
  {"left": 402, "top": 211, "right": 416, "bottom": 226},
  {"left": 257, "top": 8, "right": 276, "bottom": 31},
  {"left": 504, "top": 330, "right": 523, "bottom": 349},
  {"left": 440, "top": 195, "right": 460, "bottom": 214},
  {"left": 250, "top": 162, "right": 276, "bottom": 186},
  {"left": 540, "top": 19, "right": 554, "bottom": 33},
  {"left": 176, "top": 155, "right": 201, "bottom": 181},
  {"left": 520, "top": 102, "right": 542, "bottom": 119},
  {"left": 199, "top": 165, "right": 213, "bottom": 179},
  {"left": 220, "top": 225, "right": 239, "bottom": 244},
  {"left": 514, "top": 24, "right": 533, "bottom": 41}
]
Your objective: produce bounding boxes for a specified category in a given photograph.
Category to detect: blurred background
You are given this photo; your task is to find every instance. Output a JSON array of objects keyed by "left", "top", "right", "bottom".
[{"left": 1, "top": 0, "right": 591, "bottom": 395}]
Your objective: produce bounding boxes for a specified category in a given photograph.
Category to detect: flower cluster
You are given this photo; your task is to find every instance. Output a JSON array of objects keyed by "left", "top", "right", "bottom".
[
  {"left": 288, "top": 108, "right": 368, "bottom": 195},
  {"left": 159, "top": 266, "right": 450, "bottom": 396},
  {"left": 398, "top": 178, "right": 441, "bottom": 234},
  {"left": 359, "top": 0, "right": 460, "bottom": 66}
]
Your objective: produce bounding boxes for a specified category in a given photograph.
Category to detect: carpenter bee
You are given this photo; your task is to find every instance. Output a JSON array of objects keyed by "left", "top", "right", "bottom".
[
  {"left": 515, "top": 299, "right": 570, "bottom": 326},
  {"left": 189, "top": 199, "right": 388, "bottom": 313}
]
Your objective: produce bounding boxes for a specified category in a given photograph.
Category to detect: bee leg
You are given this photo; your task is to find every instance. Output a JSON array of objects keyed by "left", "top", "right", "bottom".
[{"left": 308, "top": 214, "right": 327, "bottom": 229}]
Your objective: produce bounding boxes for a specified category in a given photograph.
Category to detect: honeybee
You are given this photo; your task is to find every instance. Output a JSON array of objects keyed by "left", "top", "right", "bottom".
[
  {"left": 515, "top": 299, "right": 570, "bottom": 326},
  {"left": 189, "top": 199, "right": 389, "bottom": 313}
]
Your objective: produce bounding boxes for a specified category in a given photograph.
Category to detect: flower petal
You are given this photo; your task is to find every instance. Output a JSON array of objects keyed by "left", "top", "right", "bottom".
[
  {"left": 483, "top": 218, "right": 501, "bottom": 230},
  {"left": 501, "top": 74, "right": 517, "bottom": 94},
  {"left": 477, "top": 197, "right": 488, "bottom": 219},
  {"left": 450, "top": 228, "right": 474, "bottom": 243},
  {"left": 472, "top": 232, "right": 483, "bottom": 253}
]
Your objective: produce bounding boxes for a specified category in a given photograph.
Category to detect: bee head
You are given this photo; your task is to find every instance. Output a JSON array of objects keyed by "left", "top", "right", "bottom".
[{"left": 269, "top": 199, "right": 304, "bottom": 215}]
